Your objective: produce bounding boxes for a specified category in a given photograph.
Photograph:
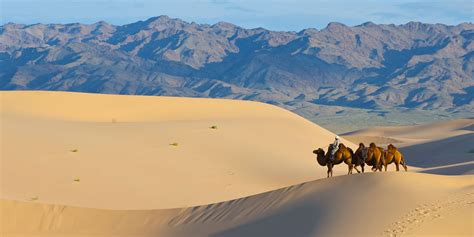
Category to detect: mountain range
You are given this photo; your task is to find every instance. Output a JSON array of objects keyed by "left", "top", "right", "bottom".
[{"left": 1, "top": 16, "right": 473, "bottom": 123}]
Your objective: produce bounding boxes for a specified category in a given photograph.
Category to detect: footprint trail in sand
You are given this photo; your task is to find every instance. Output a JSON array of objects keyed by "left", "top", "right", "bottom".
[{"left": 380, "top": 190, "right": 474, "bottom": 237}]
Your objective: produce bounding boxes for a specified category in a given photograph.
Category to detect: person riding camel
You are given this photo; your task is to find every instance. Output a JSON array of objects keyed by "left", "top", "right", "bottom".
[{"left": 330, "top": 135, "right": 340, "bottom": 162}]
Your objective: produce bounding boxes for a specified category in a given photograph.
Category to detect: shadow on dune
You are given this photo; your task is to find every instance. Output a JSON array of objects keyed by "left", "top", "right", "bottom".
[
  {"left": 461, "top": 123, "right": 474, "bottom": 131},
  {"left": 3, "top": 172, "right": 473, "bottom": 237},
  {"left": 211, "top": 205, "right": 323, "bottom": 237},
  {"left": 400, "top": 133, "right": 474, "bottom": 169},
  {"left": 419, "top": 162, "right": 474, "bottom": 175}
]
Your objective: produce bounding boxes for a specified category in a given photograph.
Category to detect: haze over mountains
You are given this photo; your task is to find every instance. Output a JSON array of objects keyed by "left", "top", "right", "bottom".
[{"left": 1, "top": 16, "right": 473, "bottom": 123}]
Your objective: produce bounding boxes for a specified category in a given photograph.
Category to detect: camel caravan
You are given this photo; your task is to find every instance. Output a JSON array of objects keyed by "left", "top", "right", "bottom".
[{"left": 313, "top": 136, "right": 408, "bottom": 177}]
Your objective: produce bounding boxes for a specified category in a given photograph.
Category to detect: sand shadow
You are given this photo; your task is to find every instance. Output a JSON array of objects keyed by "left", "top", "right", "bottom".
[
  {"left": 399, "top": 133, "right": 474, "bottom": 169},
  {"left": 419, "top": 162, "right": 474, "bottom": 175},
  {"left": 211, "top": 205, "right": 323, "bottom": 237}
]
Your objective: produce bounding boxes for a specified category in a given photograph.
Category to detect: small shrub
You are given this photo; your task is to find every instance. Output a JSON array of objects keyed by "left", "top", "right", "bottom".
[
  {"left": 70, "top": 149, "right": 78, "bottom": 153},
  {"left": 29, "top": 196, "right": 39, "bottom": 201},
  {"left": 210, "top": 125, "right": 218, "bottom": 129},
  {"left": 169, "top": 142, "right": 179, "bottom": 147},
  {"left": 73, "top": 178, "right": 81, "bottom": 182}
]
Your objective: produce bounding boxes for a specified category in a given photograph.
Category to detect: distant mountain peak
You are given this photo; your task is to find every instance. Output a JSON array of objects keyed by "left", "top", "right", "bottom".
[
  {"left": 359, "top": 21, "right": 377, "bottom": 27},
  {"left": 145, "top": 15, "right": 172, "bottom": 22},
  {"left": 93, "top": 20, "right": 110, "bottom": 26},
  {"left": 212, "top": 21, "right": 237, "bottom": 29},
  {"left": 143, "top": 15, "right": 187, "bottom": 28},
  {"left": 325, "top": 22, "right": 348, "bottom": 29},
  {"left": 298, "top": 28, "right": 319, "bottom": 35}
]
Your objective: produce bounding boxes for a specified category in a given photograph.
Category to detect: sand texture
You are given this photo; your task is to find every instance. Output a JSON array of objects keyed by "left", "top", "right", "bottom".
[{"left": 1, "top": 91, "right": 472, "bottom": 237}]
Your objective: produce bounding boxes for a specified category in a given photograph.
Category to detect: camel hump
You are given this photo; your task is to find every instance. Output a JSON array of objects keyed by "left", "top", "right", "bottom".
[
  {"left": 339, "top": 143, "right": 347, "bottom": 150},
  {"left": 347, "top": 147, "right": 354, "bottom": 155},
  {"left": 388, "top": 144, "right": 398, "bottom": 151}
]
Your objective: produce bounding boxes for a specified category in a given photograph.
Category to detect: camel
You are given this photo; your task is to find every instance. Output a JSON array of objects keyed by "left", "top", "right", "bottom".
[
  {"left": 353, "top": 143, "right": 368, "bottom": 173},
  {"left": 382, "top": 144, "right": 408, "bottom": 172},
  {"left": 313, "top": 143, "right": 359, "bottom": 177},
  {"left": 358, "top": 142, "right": 384, "bottom": 172}
]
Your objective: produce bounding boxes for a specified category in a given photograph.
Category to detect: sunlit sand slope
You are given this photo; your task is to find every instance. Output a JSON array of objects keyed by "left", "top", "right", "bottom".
[{"left": 1, "top": 91, "right": 353, "bottom": 209}]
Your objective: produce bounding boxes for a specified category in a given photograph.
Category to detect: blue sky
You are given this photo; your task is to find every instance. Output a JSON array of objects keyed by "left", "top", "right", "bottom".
[{"left": 1, "top": 0, "right": 472, "bottom": 31}]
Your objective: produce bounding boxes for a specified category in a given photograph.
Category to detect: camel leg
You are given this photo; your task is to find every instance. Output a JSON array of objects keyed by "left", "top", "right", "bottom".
[
  {"left": 374, "top": 162, "right": 380, "bottom": 172},
  {"left": 402, "top": 157, "right": 408, "bottom": 171},
  {"left": 348, "top": 164, "right": 352, "bottom": 175},
  {"left": 327, "top": 163, "right": 333, "bottom": 178},
  {"left": 371, "top": 162, "right": 376, "bottom": 172},
  {"left": 395, "top": 162, "right": 400, "bottom": 172},
  {"left": 354, "top": 165, "right": 361, "bottom": 173},
  {"left": 361, "top": 164, "right": 365, "bottom": 173}
]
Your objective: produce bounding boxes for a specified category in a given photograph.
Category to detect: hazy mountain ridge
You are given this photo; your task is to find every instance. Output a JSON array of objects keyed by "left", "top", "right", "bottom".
[{"left": 1, "top": 16, "right": 473, "bottom": 116}]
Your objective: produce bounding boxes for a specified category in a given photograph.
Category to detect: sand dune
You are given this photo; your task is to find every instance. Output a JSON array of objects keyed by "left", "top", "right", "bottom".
[
  {"left": 2, "top": 173, "right": 473, "bottom": 237},
  {"left": 401, "top": 133, "right": 474, "bottom": 168},
  {"left": 1, "top": 91, "right": 354, "bottom": 209},
  {"left": 2, "top": 91, "right": 473, "bottom": 237},
  {"left": 343, "top": 118, "right": 474, "bottom": 146}
]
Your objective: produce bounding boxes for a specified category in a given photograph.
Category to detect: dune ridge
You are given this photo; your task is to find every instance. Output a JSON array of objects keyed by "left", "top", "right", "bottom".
[
  {"left": 2, "top": 172, "right": 473, "bottom": 237},
  {"left": 343, "top": 118, "right": 474, "bottom": 146}
]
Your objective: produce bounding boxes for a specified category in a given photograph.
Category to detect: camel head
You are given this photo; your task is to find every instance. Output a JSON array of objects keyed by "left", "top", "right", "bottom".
[
  {"left": 388, "top": 144, "right": 396, "bottom": 150},
  {"left": 369, "top": 142, "right": 376, "bottom": 148},
  {"left": 359, "top": 142, "right": 365, "bottom": 148},
  {"left": 313, "top": 148, "right": 327, "bottom": 166},
  {"left": 313, "top": 148, "right": 325, "bottom": 156}
]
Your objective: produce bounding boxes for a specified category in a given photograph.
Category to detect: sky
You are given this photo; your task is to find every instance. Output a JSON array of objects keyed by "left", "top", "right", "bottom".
[{"left": 1, "top": 0, "right": 472, "bottom": 31}]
